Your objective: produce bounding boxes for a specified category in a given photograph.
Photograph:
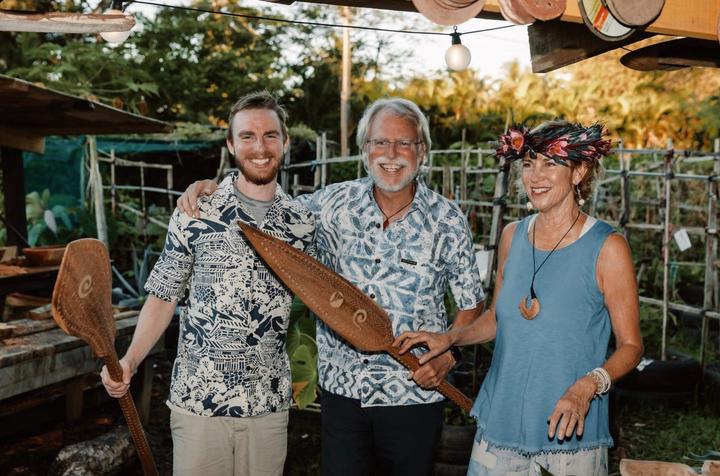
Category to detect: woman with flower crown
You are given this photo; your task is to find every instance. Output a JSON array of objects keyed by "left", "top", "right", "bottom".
[{"left": 394, "top": 120, "right": 643, "bottom": 476}]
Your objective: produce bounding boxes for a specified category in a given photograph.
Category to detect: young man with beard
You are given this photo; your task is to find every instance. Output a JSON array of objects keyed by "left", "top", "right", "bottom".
[
  {"left": 101, "top": 91, "right": 315, "bottom": 476},
  {"left": 177, "top": 98, "right": 484, "bottom": 476}
]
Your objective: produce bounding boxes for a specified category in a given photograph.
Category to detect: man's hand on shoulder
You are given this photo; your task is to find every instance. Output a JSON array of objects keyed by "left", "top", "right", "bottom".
[{"left": 177, "top": 179, "right": 219, "bottom": 218}]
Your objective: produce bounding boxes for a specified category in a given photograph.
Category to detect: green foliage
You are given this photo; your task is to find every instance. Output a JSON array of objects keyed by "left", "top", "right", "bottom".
[
  {"left": 131, "top": 0, "right": 286, "bottom": 124},
  {"left": 612, "top": 404, "right": 720, "bottom": 473},
  {"left": 287, "top": 299, "right": 318, "bottom": 408},
  {"left": 7, "top": 32, "right": 158, "bottom": 114},
  {"left": 24, "top": 189, "right": 91, "bottom": 246}
]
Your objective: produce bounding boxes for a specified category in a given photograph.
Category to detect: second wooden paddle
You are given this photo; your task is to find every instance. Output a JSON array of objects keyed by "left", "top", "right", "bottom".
[{"left": 51, "top": 238, "right": 158, "bottom": 476}]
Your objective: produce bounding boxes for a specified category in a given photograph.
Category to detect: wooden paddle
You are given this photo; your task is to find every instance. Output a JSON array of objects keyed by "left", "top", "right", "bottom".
[
  {"left": 51, "top": 238, "right": 158, "bottom": 476},
  {"left": 239, "top": 223, "right": 474, "bottom": 413}
]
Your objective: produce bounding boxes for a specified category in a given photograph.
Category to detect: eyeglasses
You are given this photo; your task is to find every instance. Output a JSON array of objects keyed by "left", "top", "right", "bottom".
[{"left": 365, "top": 139, "right": 423, "bottom": 152}]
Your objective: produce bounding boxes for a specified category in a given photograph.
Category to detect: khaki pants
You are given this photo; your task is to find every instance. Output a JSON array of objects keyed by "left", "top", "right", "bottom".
[{"left": 170, "top": 408, "right": 289, "bottom": 476}]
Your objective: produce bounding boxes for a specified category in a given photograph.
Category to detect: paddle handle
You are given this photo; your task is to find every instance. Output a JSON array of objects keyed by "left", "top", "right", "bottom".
[
  {"left": 105, "top": 357, "right": 159, "bottom": 476},
  {"left": 388, "top": 347, "right": 474, "bottom": 413}
]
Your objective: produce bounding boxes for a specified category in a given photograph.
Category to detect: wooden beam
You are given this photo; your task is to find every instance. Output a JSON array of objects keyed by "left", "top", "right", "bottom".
[
  {"left": 529, "top": 20, "right": 653, "bottom": 73},
  {"left": 0, "top": 147, "right": 28, "bottom": 247},
  {"left": 0, "top": 10, "right": 134, "bottom": 34},
  {"left": 0, "top": 128, "right": 44, "bottom": 154}
]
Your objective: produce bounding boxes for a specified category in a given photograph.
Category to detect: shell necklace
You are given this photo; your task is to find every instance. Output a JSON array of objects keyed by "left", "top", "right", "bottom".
[{"left": 519, "top": 211, "right": 581, "bottom": 320}]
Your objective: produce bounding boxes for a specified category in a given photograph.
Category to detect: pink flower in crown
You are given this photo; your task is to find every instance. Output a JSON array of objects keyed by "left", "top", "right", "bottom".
[
  {"left": 545, "top": 136, "right": 569, "bottom": 158},
  {"left": 509, "top": 129, "right": 525, "bottom": 153}
]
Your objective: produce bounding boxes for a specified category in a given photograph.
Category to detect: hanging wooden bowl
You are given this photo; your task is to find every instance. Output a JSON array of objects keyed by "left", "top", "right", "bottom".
[
  {"left": 516, "top": 0, "right": 566, "bottom": 21},
  {"left": 22, "top": 245, "right": 66, "bottom": 266},
  {"left": 604, "top": 0, "right": 664, "bottom": 27},
  {"left": 620, "top": 38, "right": 720, "bottom": 71},
  {"left": 578, "top": 0, "right": 635, "bottom": 41},
  {"left": 412, "top": 0, "right": 487, "bottom": 25},
  {"left": 498, "top": 0, "right": 535, "bottom": 25}
]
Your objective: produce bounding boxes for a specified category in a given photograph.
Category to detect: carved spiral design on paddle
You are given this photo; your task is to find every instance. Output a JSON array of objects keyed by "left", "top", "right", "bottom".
[
  {"left": 78, "top": 275, "right": 93, "bottom": 298},
  {"left": 352, "top": 309, "right": 367, "bottom": 328}
]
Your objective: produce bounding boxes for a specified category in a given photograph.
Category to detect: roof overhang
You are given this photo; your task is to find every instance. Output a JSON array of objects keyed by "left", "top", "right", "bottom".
[{"left": 0, "top": 74, "right": 172, "bottom": 153}]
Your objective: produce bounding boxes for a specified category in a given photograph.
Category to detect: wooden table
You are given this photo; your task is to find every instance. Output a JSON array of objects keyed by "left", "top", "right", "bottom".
[
  {"left": 0, "top": 265, "right": 59, "bottom": 316},
  {"left": 0, "top": 310, "right": 162, "bottom": 428}
]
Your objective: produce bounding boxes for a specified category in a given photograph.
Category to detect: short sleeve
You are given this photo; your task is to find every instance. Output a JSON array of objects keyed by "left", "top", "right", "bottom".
[
  {"left": 144, "top": 209, "right": 194, "bottom": 302},
  {"left": 448, "top": 214, "right": 485, "bottom": 310}
]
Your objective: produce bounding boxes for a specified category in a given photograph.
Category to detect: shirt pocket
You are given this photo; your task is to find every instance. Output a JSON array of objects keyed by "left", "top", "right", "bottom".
[{"left": 191, "top": 233, "right": 253, "bottom": 313}]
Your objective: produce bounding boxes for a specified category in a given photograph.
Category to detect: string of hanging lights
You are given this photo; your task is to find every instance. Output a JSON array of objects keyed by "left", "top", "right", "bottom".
[{"left": 97, "top": 0, "right": 518, "bottom": 70}]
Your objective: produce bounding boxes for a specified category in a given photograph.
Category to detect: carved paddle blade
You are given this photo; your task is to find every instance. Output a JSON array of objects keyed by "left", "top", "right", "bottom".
[
  {"left": 51, "top": 238, "right": 159, "bottom": 476},
  {"left": 51, "top": 238, "right": 115, "bottom": 359},
  {"left": 240, "top": 223, "right": 475, "bottom": 413},
  {"left": 240, "top": 222, "right": 392, "bottom": 352}
]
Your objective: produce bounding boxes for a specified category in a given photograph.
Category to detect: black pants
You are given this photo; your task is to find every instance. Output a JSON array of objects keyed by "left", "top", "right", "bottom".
[{"left": 321, "top": 392, "right": 445, "bottom": 476}]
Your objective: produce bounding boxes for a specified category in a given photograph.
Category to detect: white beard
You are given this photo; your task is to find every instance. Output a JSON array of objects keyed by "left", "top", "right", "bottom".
[{"left": 365, "top": 155, "right": 418, "bottom": 192}]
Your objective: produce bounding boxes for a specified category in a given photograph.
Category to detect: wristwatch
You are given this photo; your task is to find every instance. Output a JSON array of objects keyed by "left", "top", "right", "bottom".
[{"left": 448, "top": 346, "right": 462, "bottom": 365}]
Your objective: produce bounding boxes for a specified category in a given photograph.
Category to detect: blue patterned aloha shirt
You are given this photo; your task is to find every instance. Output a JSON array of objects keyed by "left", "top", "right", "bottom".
[
  {"left": 145, "top": 172, "right": 315, "bottom": 417},
  {"left": 296, "top": 177, "right": 484, "bottom": 407}
]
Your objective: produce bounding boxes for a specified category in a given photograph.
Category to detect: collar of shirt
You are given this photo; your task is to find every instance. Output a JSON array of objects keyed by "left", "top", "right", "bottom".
[
  {"left": 218, "top": 171, "right": 291, "bottom": 224},
  {"left": 362, "top": 176, "right": 433, "bottom": 222}
]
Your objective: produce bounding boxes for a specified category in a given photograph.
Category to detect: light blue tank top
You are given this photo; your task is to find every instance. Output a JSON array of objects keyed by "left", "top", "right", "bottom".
[{"left": 470, "top": 215, "right": 615, "bottom": 454}]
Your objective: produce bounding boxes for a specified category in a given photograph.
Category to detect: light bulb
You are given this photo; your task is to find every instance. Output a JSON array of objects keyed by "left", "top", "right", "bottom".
[
  {"left": 99, "top": 9, "right": 132, "bottom": 45},
  {"left": 445, "top": 32, "right": 471, "bottom": 71}
]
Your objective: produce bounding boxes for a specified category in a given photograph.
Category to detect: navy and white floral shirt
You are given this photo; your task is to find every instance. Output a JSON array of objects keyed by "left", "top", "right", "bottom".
[
  {"left": 297, "top": 177, "right": 484, "bottom": 407},
  {"left": 145, "top": 172, "right": 315, "bottom": 417}
]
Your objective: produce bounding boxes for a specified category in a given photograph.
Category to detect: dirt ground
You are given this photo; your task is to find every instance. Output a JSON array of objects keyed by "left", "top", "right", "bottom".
[{"left": 2, "top": 347, "right": 717, "bottom": 475}]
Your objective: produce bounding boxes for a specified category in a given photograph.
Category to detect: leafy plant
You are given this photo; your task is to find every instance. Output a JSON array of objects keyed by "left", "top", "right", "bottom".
[
  {"left": 112, "top": 245, "right": 159, "bottom": 310},
  {"left": 24, "top": 189, "right": 88, "bottom": 246},
  {"left": 287, "top": 298, "right": 318, "bottom": 409}
]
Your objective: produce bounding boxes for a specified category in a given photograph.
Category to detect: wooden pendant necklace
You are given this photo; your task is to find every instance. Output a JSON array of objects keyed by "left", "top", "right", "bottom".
[
  {"left": 375, "top": 183, "right": 416, "bottom": 229},
  {"left": 519, "top": 211, "right": 582, "bottom": 320}
]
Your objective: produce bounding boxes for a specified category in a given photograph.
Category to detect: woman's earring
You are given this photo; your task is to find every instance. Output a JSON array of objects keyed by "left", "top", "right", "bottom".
[
  {"left": 575, "top": 184, "right": 586, "bottom": 206},
  {"left": 526, "top": 201, "right": 534, "bottom": 211}
]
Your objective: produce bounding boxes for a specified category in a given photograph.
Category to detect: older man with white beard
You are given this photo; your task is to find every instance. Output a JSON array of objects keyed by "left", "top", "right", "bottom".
[{"left": 177, "top": 97, "right": 484, "bottom": 476}]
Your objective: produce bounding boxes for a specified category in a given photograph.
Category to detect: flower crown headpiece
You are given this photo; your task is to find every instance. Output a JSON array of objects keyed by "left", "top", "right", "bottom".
[{"left": 496, "top": 122, "right": 612, "bottom": 165}]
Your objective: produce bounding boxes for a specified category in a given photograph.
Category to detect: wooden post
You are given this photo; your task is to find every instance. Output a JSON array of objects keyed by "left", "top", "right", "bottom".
[
  {"left": 292, "top": 174, "right": 299, "bottom": 197},
  {"left": 139, "top": 163, "right": 146, "bottom": 216},
  {"left": 486, "top": 156, "right": 510, "bottom": 291},
  {"left": 321, "top": 133, "right": 328, "bottom": 189},
  {"left": 0, "top": 146, "right": 27, "bottom": 247},
  {"left": 281, "top": 139, "right": 291, "bottom": 193},
  {"left": 427, "top": 151, "right": 434, "bottom": 185},
  {"left": 442, "top": 164, "right": 451, "bottom": 198},
  {"left": 130, "top": 357, "right": 155, "bottom": 425},
  {"left": 700, "top": 139, "right": 719, "bottom": 369},
  {"left": 64, "top": 377, "right": 84, "bottom": 423},
  {"left": 215, "top": 147, "right": 228, "bottom": 182},
  {"left": 661, "top": 142, "right": 673, "bottom": 361},
  {"left": 166, "top": 167, "right": 174, "bottom": 211},
  {"left": 110, "top": 150, "right": 116, "bottom": 214},
  {"left": 619, "top": 140, "right": 632, "bottom": 240},
  {"left": 314, "top": 136, "right": 321, "bottom": 191},
  {"left": 87, "top": 137, "right": 108, "bottom": 246},
  {"left": 340, "top": 7, "right": 352, "bottom": 158},
  {"left": 460, "top": 129, "right": 468, "bottom": 207}
]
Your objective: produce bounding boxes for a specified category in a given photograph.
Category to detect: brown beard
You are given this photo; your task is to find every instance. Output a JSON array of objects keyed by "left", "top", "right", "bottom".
[{"left": 235, "top": 151, "right": 281, "bottom": 185}]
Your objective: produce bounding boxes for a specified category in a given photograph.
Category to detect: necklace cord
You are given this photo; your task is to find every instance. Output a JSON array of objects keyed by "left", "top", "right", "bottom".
[
  {"left": 530, "top": 211, "right": 582, "bottom": 293},
  {"left": 375, "top": 183, "right": 417, "bottom": 229}
]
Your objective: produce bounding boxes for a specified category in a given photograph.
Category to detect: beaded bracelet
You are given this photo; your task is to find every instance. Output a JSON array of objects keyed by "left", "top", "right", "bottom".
[{"left": 587, "top": 367, "right": 611, "bottom": 395}]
